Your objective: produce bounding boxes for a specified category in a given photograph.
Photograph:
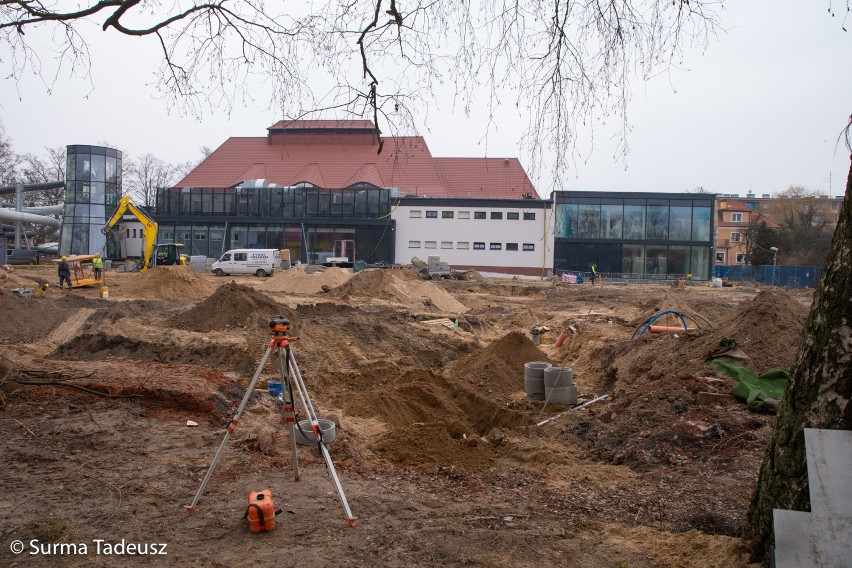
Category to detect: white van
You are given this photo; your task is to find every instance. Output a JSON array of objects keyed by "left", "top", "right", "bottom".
[{"left": 211, "top": 249, "right": 278, "bottom": 277}]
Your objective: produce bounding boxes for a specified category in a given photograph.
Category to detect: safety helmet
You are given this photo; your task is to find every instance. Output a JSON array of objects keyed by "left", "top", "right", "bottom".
[
  {"left": 95, "top": 253, "right": 100, "bottom": 257},
  {"left": 61, "top": 256, "right": 67, "bottom": 260}
]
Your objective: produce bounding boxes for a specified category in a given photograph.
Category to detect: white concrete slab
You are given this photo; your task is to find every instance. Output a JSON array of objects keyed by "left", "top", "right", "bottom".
[
  {"left": 773, "top": 510, "right": 852, "bottom": 568},
  {"left": 773, "top": 428, "right": 852, "bottom": 568},
  {"left": 804, "top": 428, "right": 852, "bottom": 516}
]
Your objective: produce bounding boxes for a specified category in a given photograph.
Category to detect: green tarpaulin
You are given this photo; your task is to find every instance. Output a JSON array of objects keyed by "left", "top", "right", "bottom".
[{"left": 706, "top": 338, "right": 789, "bottom": 410}]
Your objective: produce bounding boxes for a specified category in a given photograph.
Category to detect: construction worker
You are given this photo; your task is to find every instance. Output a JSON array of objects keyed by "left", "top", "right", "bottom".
[
  {"left": 590, "top": 263, "right": 598, "bottom": 285},
  {"left": 58, "top": 256, "right": 72, "bottom": 290},
  {"left": 93, "top": 253, "right": 103, "bottom": 280}
]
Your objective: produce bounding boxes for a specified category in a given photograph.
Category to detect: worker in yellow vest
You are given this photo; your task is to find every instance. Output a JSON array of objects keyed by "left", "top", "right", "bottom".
[{"left": 93, "top": 253, "right": 103, "bottom": 280}]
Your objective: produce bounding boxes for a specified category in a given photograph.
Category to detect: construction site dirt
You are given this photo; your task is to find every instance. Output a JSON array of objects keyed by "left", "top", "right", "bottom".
[{"left": 0, "top": 265, "right": 814, "bottom": 567}]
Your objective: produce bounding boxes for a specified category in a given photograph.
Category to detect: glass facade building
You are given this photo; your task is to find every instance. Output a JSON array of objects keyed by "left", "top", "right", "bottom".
[
  {"left": 60, "top": 145, "right": 122, "bottom": 256},
  {"left": 553, "top": 192, "right": 715, "bottom": 280},
  {"left": 154, "top": 184, "right": 395, "bottom": 264}
]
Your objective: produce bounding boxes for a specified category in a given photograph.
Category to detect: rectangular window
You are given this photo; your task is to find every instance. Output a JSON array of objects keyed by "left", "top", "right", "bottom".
[
  {"left": 426, "top": 211, "right": 438, "bottom": 218},
  {"left": 668, "top": 206, "right": 692, "bottom": 241},
  {"left": 441, "top": 241, "right": 453, "bottom": 249},
  {"left": 474, "top": 211, "right": 486, "bottom": 219},
  {"left": 601, "top": 204, "right": 624, "bottom": 239},
  {"left": 409, "top": 210, "right": 422, "bottom": 218},
  {"left": 442, "top": 211, "right": 454, "bottom": 219},
  {"left": 457, "top": 242, "right": 469, "bottom": 250},
  {"left": 195, "top": 233, "right": 206, "bottom": 240},
  {"left": 234, "top": 253, "right": 247, "bottom": 262},
  {"left": 473, "top": 242, "right": 485, "bottom": 250},
  {"left": 736, "top": 253, "right": 747, "bottom": 263},
  {"left": 507, "top": 212, "right": 520, "bottom": 220},
  {"left": 490, "top": 243, "right": 502, "bottom": 250},
  {"left": 523, "top": 212, "right": 536, "bottom": 220},
  {"left": 715, "top": 252, "right": 725, "bottom": 263},
  {"left": 523, "top": 243, "right": 535, "bottom": 251},
  {"left": 730, "top": 232, "right": 741, "bottom": 243},
  {"left": 623, "top": 204, "right": 645, "bottom": 239},
  {"left": 578, "top": 203, "right": 602, "bottom": 238},
  {"left": 409, "top": 240, "right": 421, "bottom": 248},
  {"left": 506, "top": 243, "right": 519, "bottom": 251},
  {"left": 458, "top": 211, "right": 470, "bottom": 219},
  {"left": 645, "top": 204, "right": 668, "bottom": 240},
  {"left": 490, "top": 211, "right": 503, "bottom": 220},
  {"left": 732, "top": 213, "right": 743, "bottom": 222},
  {"left": 425, "top": 241, "right": 437, "bottom": 249}
]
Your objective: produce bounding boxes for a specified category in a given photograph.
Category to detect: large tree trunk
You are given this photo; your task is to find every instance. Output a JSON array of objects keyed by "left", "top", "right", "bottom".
[{"left": 743, "top": 157, "right": 852, "bottom": 560}]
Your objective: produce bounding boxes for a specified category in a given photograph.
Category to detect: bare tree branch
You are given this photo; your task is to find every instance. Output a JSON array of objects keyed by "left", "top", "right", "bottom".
[{"left": 1, "top": 1, "right": 728, "bottom": 184}]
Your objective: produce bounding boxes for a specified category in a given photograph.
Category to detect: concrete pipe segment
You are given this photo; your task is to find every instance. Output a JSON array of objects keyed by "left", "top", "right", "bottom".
[
  {"left": 544, "top": 367, "right": 577, "bottom": 406},
  {"left": 544, "top": 367, "right": 574, "bottom": 388},
  {"left": 293, "top": 419, "right": 336, "bottom": 445},
  {"left": 524, "top": 361, "right": 551, "bottom": 401}
]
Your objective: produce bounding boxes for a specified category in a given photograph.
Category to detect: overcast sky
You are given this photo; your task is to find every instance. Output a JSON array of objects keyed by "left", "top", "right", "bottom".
[{"left": 1, "top": 1, "right": 850, "bottom": 198}]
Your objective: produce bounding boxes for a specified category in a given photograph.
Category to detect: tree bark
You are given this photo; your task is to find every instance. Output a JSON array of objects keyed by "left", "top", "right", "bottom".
[{"left": 743, "top": 157, "right": 852, "bottom": 560}]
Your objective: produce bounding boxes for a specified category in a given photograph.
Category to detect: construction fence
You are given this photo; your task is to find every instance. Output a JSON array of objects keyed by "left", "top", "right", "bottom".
[{"left": 713, "top": 265, "right": 822, "bottom": 289}]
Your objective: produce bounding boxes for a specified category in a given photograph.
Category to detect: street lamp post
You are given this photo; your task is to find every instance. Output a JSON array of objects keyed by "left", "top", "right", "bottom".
[{"left": 770, "top": 247, "right": 778, "bottom": 286}]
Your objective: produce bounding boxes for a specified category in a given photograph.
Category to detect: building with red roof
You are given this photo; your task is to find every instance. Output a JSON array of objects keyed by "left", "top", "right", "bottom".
[
  {"left": 155, "top": 120, "right": 546, "bottom": 267},
  {"left": 714, "top": 198, "right": 780, "bottom": 266}
]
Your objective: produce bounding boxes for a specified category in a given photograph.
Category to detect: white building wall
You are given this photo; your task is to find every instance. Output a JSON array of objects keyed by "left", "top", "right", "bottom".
[
  {"left": 393, "top": 201, "right": 554, "bottom": 276},
  {"left": 118, "top": 220, "right": 146, "bottom": 258}
]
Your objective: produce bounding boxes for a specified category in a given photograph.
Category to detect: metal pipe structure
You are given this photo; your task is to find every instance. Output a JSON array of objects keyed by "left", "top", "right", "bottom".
[{"left": 0, "top": 208, "right": 62, "bottom": 228}]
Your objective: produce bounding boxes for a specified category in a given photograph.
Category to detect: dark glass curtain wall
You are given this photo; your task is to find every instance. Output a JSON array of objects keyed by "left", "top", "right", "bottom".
[{"left": 553, "top": 194, "right": 713, "bottom": 280}]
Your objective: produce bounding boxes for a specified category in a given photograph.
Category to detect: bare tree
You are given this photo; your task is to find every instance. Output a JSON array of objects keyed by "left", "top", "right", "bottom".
[
  {"left": 0, "top": 121, "right": 21, "bottom": 186},
  {"left": 0, "top": 1, "right": 723, "bottom": 182},
  {"left": 125, "top": 154, "right": 181, "bottom": 208},
  {"left": 758, "top": 185, "right": 836, "bottom": 266},
  {"left": 19, "top": 147, "right": 66, "bottom": 204}
]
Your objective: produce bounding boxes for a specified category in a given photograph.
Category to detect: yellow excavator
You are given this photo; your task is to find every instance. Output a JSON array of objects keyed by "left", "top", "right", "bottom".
[{"left": 102, "top": 196, "right": 187, "bottom": 272}]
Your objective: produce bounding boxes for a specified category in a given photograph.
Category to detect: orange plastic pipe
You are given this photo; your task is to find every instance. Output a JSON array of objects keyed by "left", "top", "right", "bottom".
[
  {"left": 554, "top": 331, "right": 569, "bottom": 347},
  {"left": 648, "top": 325, "right": 690, "bottom": 333}
]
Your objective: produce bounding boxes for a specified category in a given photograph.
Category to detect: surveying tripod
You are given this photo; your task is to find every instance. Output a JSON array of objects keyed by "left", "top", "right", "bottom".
[{"left": 186, "top": 316, "right": 357, "bottom": 527}]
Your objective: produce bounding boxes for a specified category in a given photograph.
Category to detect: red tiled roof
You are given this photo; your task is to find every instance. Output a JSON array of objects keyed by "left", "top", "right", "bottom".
[
  {"left": 717, "top": 199, "right": 781, "bottom": 229},
  {"left": 434, "top": 158, "right": 537, "bottom": 199},
  {"left": 175, "top": 122, "right": 540, "bottom": 199},
  {"left": 292, "top": 163, "right": 327, "bottom": 187}
]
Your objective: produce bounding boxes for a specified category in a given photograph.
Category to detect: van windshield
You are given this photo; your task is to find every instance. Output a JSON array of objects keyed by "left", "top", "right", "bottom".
[{"left": 220, "top": 254, "right": 231, "bottom": 261}]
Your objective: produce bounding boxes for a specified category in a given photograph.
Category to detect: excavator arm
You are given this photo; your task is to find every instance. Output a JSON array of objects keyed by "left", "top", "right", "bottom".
[{"left": 102, "top": 196, "right": 159, "bottom": 272}]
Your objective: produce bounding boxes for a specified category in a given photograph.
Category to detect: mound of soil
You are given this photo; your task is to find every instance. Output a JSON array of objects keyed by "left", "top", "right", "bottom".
[
  {"left": 629, "top": 288, "right": 716, "bottom": 330},
  {"left": 446, "top": 331, "right": 551, "bottom": 399},
  {"left": 565, "top": 289, "right": 809, "bottom": 472},
  {"left": 258, "top": 266, "right": 352, "bottom": 293},
  {"left": 320, "top": 360, "right": 533, "bottom": 472},
  {"left": 52, "top": 329, "right": 257, "bottom": 373},
  {"left": 169, "top": 282, "right": 290, "bottom": 332},
  {"left": 0, "top": 294, "right": 71, "bottom": 343},
  {"left": 713, "top": 289, "right": 809, "bottom": 371},
  {"left": 0, "top": 269, "right": 41, "bottom": 290},
  {"left": 332, "top": 269, "right": 468, "bottom": 313},
  {"left": 115, "top": 266, "right": 215, "bottom": 299}
]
